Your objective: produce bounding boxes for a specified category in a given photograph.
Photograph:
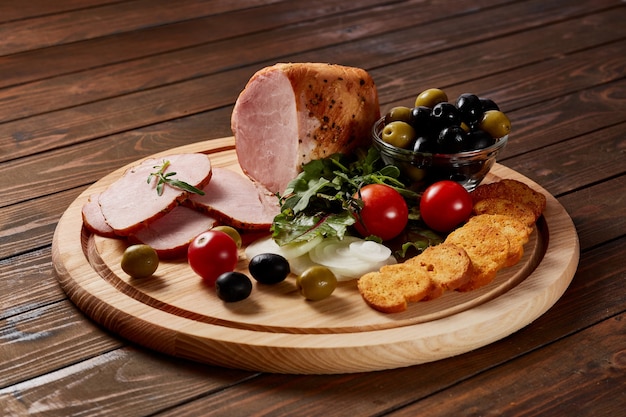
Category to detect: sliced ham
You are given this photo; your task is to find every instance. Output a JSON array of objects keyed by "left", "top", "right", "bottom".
[
  {"left": 187, "top": 167, "right": 280, "bottom": 231},
  {"left": 231, "top": 62, "right": 380, "bottom": 194},
  {"left": 130, "top": 205, "right": 217, "bottom": 259},
  {"left": 98, "top": 153, "right": 212, "bottom": 235},
  {"left": 81, "top": 193, "right": 118, "bottom": 238}
]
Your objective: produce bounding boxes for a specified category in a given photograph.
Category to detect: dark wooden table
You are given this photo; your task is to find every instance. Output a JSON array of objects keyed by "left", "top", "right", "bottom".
[{"left": 1, "top": 1, "right": 625, "bottom": 415}]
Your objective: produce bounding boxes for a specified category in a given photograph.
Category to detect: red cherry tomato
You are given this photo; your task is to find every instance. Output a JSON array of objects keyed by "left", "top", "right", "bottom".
[
  {"left": 187, "top": 230, "right": 238, "bottom": 285},
  {"left": 353, "top": 184, "right": 408, "bottom": 241},
  {"left": 419, "top": 180, "right": 472, "bottom": 232}
]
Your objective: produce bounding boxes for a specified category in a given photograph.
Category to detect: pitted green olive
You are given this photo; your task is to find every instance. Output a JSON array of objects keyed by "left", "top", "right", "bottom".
[
  {"left": 384, "top": 106, "right": 412, "bottom": 124},
  {"left": 296, "top": 266, "right": 337, "bottom": 301},
  {"left": 480, "top": 110, "right": 511, "bottom": 138},
  {"left": 211, "top": 225, "right": 242, "bottom": 248},
  {"left": 414, "top": 88, "right": 448, "bottom": 108},
  {"left": 381, "top": 121, "right": 416, "bottom": 149},
  {"left": 121, "top": 244, "right": 159, "bottom": 278}
]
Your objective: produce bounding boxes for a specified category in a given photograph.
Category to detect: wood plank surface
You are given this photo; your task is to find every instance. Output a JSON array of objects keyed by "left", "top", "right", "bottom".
[
  {"left": 1, "top": 0, "right": 625, "bottom": 415},
  {"left": 0, "top": 0, "right": 618, "bottom": 161},
  {"left": 0, "top": 0, "right": 288, "bottom": 55}
]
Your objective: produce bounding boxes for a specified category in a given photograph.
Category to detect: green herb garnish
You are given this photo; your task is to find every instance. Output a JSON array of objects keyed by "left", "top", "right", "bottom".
[
  {"left": 147, "top": 160, "right": 205, "bottom": 196},
  {"left": 272, "top": 147, "right": 420, "bottom": 245}
]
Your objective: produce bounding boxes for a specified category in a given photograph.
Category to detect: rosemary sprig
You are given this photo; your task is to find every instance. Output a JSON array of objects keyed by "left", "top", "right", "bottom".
[{"left": 147, "top": 160, "right": 205, "bottom": 196}]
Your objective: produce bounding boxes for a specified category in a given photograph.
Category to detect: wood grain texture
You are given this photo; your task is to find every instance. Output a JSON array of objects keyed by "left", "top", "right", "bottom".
[
  {"left": 3, "top": 0, "right": 624, "bottom": 414},
  {"left": 0, "top": 0, "right": 617, "bottom": 162},
  {"left": 503, "top": 79, "right": 626, "bottom": 157},
  {"left": 52, "top": 138, "right": 578, "bottom": 374},
  {"left": 0, "top": 346, "right": 253, "bottom": 416},
  {"left": 391, "top": 313, "right": 626, "bottom": 417},
  {"left": 0, "top": 0, "right": 286, "bottom": 56},
  {"left": 0, "top": 0, "right": 386, "bottom": 122},
  {"left": 0, "top": 301, "right": 122, "bottom": 388}
]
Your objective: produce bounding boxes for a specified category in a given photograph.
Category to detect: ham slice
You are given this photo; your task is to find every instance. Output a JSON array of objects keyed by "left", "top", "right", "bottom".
[
  {"left": 187, "top": 167, "right": 280, "bottom": 231},
  {"left": 81, "top": 193, "right": 118, "bottom": 238},
  {"left": 130, "top": 205, "right": 217, "bottom": 259},
  {"left": 98, "top": 153, "right": 212, "bottom": 235},
  {"left": 231, "top": 63, "right": 380, "bottom": 194}
]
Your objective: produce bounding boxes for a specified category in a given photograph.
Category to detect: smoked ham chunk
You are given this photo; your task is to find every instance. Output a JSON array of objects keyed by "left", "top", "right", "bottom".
[
  {"left": 232, "top": 63, "right": 380, "bottom": 194},
  {"left": 188, "top": 167, "right": 280, "bottom": 231},
  {"left": 98, "top": 153, "right": 212, "bottom": 235}
]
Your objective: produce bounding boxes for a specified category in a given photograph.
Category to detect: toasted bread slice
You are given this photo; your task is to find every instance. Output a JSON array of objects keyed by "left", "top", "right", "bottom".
[
  {"left": 405, "top": 243, "right": 472, "bottom": 300},
  {"left": 358, "top": 243, "right": 471, "bottom": 312},
  {"left": 472, "top": 197, "right": 536, "bottom": 231},
  {"left": 357, "top": 267, "right": 432, "bottom": 313},
  {"left": 471, "top": 179, "right": 546, "bottom": 221},
  {"left": 466, "top": 214, "right": 530, "bottom": 267},
  {"left": 445, "top": 220, "right": 510, "bottom": 292}
]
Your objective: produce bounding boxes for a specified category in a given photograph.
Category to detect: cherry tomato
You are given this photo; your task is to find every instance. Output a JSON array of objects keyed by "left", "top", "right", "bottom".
[
  {"left": 353, "top": 184, "right": 408, "bottom": 241},
  {"left": 188, "top": 230, "right": 238, "bottom": 285},
  {"left": 419, "top": 180, "right": 472, "bottom": 232}
]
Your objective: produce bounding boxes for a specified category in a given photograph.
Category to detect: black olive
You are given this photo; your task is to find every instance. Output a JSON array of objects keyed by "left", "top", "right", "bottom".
[
  {"left": 430, "top": 102, "right": 461, "bottom": 129},
  {"left": 464, "top": 129, "right": 496, "bottom": 151},
  {"left": 479, "top": 97, "right": 500, "bottom": 112},
  {"left": 456, "top": 93, "right": 484, "bottom": 128},
  {"left": 437, "top": 126, "right": 466, "bottom": 153},
  {"left": 412, "top": 135, "right": 436, "bottom": 153},
  {"left": 248, "top": 253, "right": 290, "bottom": 284},
  {"left": 408, "top": 105, "right": 433, "bottom": 135},
  {"left": 215, "top": 272, "right": 252, "bottom": 302}
]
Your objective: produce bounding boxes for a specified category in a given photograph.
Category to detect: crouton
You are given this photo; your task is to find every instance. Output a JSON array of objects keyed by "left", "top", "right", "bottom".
[
  {"left": 357, "top": 267, "right": 432, "bottom": 314},
  {"left": 466, "top": 214, "right": 531, "bottom": 267},
  {"left": 445, "top": 220, "right": 510, "bottom": 292},
  {"left": 471, "top": 179, "right": 546, "bottom": 221}
]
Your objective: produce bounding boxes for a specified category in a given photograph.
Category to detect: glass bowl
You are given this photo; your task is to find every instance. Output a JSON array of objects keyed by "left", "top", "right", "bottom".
[{"left": 371, "top": 118, "right": 508, "bottom": 192}]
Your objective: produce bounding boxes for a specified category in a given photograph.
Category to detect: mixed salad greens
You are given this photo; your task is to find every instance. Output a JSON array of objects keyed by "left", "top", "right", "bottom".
[{"left": 271, "top": 146, "right": 442, "bottom": 260}]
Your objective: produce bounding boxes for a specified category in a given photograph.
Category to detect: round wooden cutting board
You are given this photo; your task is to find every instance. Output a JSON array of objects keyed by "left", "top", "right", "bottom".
[{"left": 52, "top": 137, "right": 579, "bottom": 374}]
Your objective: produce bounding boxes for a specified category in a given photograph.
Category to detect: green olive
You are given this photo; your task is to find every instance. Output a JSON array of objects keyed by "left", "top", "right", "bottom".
[
  {"left": 479, "top": 110, "right": 511, "bottom": 138},
  {"left": 296, "top": 266, "right": 337, "bottom": 301},
  {"left": 211, "top": 225, "right": 242, "bottom": 248},
  {"left": 121, "top": 244, "right": 159, "bottom": 278},
  {"left": 414, "top": 88, "right": 448, "bottom": 108},
  {"left": 403, "top": 164, "right": 427, "bottom": 182},
  {"left": 381, "top": 121, "right": 416, "bottom": 149},
  {"left": 384, "top": 106, "right": 412, "bottom": 124}
]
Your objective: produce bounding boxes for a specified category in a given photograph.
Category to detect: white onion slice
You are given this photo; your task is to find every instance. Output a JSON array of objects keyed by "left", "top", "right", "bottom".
[
  {"left": 278, "top": 235, "right": 324, "bottom": 259},
  {"left": 245, "top": 235, "right": 396, "bottom": 282},
  {"left": 244, "top": 235, "right": 283, "bottom": 260},
  {"left": 245, "top": 235, "right": 324, "bottom": 260},
  {"left": 309, "top": 237, "right": 396, "bottom": 281},
  {"left": 349, "top": 240, "right": 392, "bottom": 263},
  {"left": 285, "top": 253, "right": 318, "bottom": 276}
]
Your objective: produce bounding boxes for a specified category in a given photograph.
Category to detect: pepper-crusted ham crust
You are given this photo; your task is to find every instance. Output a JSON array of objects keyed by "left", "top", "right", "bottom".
[{"left": 232, "top": 63, "right": 380, "bottom": 194}]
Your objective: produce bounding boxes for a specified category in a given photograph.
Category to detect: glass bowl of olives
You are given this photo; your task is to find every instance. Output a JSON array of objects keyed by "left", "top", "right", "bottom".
[{"left": 372, "top": 89, "right": 510, "bottom": 192}]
